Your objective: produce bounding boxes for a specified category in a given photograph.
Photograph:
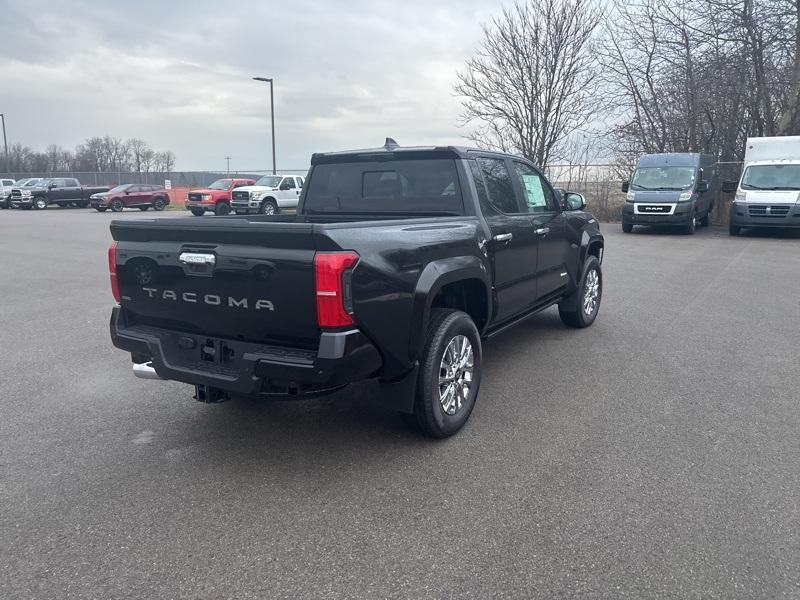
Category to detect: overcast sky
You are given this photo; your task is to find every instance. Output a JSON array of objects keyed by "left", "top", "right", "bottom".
[{"left": 2, "top": 0, "right": 509, "bottom": 171}]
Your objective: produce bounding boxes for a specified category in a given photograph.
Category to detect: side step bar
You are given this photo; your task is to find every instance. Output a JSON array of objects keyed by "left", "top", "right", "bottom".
[{"left": 132, "top": 362, "right": 164, "bottom": 380}]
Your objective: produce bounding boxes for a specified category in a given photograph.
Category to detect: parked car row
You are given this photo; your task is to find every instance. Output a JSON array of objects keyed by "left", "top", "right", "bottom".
[
  {"left": 0, "top": 178, "right": 171, "bottom": 212},
  {"left": 621, "top": 136, "right": 800, "bottom": 235},
  {"left": 184, "top": 174, "right": 304, "bottom": 216}
]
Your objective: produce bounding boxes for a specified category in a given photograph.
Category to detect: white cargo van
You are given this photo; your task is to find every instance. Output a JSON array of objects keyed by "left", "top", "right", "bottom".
[{"left": 724, "top": 136, "right": 800, "bottom": 235}]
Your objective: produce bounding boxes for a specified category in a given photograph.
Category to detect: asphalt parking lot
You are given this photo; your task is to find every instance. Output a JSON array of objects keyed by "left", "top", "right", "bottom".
[{"left": 1, "top": 208, "right": 799, "bottom": 599}]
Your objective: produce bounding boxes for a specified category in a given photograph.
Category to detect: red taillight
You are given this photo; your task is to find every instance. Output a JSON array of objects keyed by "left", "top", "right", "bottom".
[
  {"left": 108, "top": 241, "right": 121, "bottom": 302},
  {"left": 314, "top": 251, "right": 358, "bottom": 327}
]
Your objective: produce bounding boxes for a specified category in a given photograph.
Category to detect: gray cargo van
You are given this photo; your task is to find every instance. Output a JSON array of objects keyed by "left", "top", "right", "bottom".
[{"left": 621, "top": 153, "right": 718, "bottom": 234}]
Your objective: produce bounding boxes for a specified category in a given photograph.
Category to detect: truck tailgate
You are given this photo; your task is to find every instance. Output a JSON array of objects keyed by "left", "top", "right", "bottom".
[{"left": 110, "top": 218, "right": 331, "bottom": 347}]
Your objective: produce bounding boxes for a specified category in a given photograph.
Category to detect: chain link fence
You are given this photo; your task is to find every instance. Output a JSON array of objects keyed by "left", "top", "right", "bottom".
[{"left": 2, "top": 162, "right": 743, "bottom": 224}]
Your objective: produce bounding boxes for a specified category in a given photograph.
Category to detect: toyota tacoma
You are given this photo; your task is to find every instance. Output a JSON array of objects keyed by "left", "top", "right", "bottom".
[{"left": 108, "top": 140, "right": 604, "bottom": 437}]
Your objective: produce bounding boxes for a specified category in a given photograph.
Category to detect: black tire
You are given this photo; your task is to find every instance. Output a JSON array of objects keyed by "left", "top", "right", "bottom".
[
  {"left": 1, "top": 198, "right": 9, "bottom": 209},
  {"left": 558, "top": 255, "right": 602, "bottom": 329},
  {"left": 260, "top": 199, "right": 278, "bottom": 215},
  {"left": 110, "top": 199, "right": 124, "bottom": 212},
  {"left": 407, "top": 309, "right": 482, "bottom": 438},
  {"left": 139, "top": 206, "right": 150, "bottom": 211},
  {"left": 95, "top": 207, "right": 107, "bottom": 212},
  {"left": 153, "top": 197, "right": 166, "bottom": 212},
  {"left": 699, "top": 212, "right": 710, "bottom": 227},
  {"left": 622, "top": 222, "right": 633, "bottom": 233},
  {"left": 33, "top": 197, "right": 48, "bottom": 210},
  {"left": 214, "top": 201, "right": 230, "bottom": 216},
  {"left": 682, "top": 214, "right": 697, "bottom": 235},
  {"left": 190, "top": 208, "right": 205, "bottom": 217},
  {"left": 729, "top": 224, "right": 741, "bottom": 236}
]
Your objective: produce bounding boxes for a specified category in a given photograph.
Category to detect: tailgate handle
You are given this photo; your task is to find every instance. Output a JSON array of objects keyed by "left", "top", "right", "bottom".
[{"left": 179, "top": 252, "right": 216, "bottom": 266}]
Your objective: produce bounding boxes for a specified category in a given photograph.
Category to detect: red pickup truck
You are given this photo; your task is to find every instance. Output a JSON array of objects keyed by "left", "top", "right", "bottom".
[{"left": 185, "top": 178, "right": 256, "bottom": 216}]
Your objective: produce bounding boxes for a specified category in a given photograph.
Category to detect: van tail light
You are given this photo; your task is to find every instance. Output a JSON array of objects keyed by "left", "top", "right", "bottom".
[
  {"left": 108, "top": 241, "right": 121, "bottom": 302},
  {"left": 314, "top": 251, "right": 359, "bottom": 327}
]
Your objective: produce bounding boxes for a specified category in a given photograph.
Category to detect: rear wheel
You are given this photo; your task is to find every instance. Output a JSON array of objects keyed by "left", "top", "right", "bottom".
[
  {"left": 153, "top": 198, "right": 166, "bottom": 211},
  {"left": 407, "top": 309, "right": 482, "bottom": 438},
  {"left": 260, "top": 199, "right": 278, "bottom": 215},
  {"left": 214, "top": 201, "right": 230, "bottom": 216},
  {"left": 34, "top": 197, "right": 48, "bottom": 210},
  {"left": 190, "top": 207, "right": 205, "bottom": 217},
  {"left": 559, "top": 255, "right": 602, "bottom": 328},
  {"left": 110, "top": 199, "right": 124, "bottom": 212},
  {"left": 622, "top": 222, "right": 633, "bottom": 233}
]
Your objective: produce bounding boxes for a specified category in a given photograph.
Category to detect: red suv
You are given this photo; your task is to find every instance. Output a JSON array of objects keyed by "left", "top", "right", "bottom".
[
  {"left": 90, "top": 184, "right": 170, "bottom": 212},
  {"left": 185, "top": 178, "right": 256, "bottom": 216}
]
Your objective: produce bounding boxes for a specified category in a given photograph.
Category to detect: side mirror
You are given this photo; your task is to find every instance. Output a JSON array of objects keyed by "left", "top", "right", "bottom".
[
  {"left": 48, "top": 184, "right": 56, "bottom": 189},
  {"left": 124, "top": 190, "right": 130, "bottom": 194},
  {"left": 721, "top": 181, "right": 737, "bottom": 194},
  {"left": 563, "top": 192, "right": 586, "bottom": 211},
  {"left": 621, "top": 181, "right": 630, "bottom": 193},
  {"left": 696, "top": 181, "right": 709, "bottom": 193}
]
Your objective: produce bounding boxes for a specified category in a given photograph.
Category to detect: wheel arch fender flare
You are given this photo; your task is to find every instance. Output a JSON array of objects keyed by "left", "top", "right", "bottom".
[{"left": 409, "top": 256, "right": 491, "bottom": 362}]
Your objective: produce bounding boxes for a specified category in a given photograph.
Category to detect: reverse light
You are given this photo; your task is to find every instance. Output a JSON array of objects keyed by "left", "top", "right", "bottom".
[
  {"left": 314, "top": 251, "right": 359, "bottom": 328},
  {"left": 108, "top": 241, "right": 121, "bottom": 302}
]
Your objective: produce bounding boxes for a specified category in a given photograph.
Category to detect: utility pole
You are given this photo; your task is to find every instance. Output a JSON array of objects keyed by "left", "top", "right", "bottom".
[
  {"left": 0, "top": 114, "right": 8, "bottom": 173},
  {"left": 252, "top": 77, "right": 276, "bottom": 174},
  {"left": 225, "top": 156, "right": 231, "bottom": 175}
]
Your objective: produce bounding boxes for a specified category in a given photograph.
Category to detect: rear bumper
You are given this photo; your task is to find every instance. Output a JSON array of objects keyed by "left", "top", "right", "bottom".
[
  {"left": 730, "top": 203, "right": 800, "bottom": 228},
  {"left": 109, "top": 306, "right": 383, "bottom": 396}
]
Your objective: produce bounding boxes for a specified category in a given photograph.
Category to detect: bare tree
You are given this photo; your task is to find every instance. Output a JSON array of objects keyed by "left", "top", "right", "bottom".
[{"left": 455, "top": 0, "right": 604, "bottom": 166}]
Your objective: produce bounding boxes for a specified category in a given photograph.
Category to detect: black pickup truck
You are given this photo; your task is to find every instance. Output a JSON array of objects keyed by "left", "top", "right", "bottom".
[
  {"left": 10, "top": 177, "right": 110, "bottom": 209},
  {"left": 108, "top": 141, "right": 604, "bottom": 437}
]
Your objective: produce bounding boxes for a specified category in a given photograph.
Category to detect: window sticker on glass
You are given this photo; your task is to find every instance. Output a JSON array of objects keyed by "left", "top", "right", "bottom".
[{"left": 521, "top": 174, "right": 546, "bottom": 209}]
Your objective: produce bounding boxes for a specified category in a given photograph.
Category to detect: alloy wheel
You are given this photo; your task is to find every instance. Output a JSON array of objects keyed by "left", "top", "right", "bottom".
[{"left": 438, "top": 335, "right": 474, "bottom": 416}]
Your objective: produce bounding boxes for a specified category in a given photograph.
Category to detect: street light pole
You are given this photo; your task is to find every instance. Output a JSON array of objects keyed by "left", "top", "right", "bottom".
[
  {"left": 0, "top": 114, "right": 8, "bottom": 173},
  {"left": 252, "top": 77, "right": 276, "bottom": 175},
  {"left": 225, "top": 156, "right": 231, "bottom": 175}
]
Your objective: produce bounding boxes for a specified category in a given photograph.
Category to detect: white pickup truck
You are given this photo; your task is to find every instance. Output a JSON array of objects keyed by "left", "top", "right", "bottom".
[
  {"left": 0, "top": 178, "right": 15, "bottom": 208},
  {"left": 725, "top": 136, "right": 800, "bottom": 235},
  {"left": 229, "top": 174, "right": 305, "bottom": 215}
]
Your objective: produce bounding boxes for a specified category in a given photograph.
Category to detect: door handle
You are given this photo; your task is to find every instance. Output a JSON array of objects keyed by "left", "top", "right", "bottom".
[
  {"left": 534, "top": 227, "right": 550, "bottom": 235},
  {"left": 493, "top": 233, "right": 513, "bottom": 243}
]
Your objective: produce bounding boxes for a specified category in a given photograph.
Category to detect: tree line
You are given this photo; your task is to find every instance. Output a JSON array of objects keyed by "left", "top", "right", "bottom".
[
  {"left": 456, "top": 0, "right": 800, "bottom": 172},
  {"left": 3, "top": 136, "right": 176, "bottom": 174}
]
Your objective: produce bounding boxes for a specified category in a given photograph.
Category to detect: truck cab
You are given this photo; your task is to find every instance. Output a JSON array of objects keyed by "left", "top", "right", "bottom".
[
  {"left": 621, "top": 153, "right": 717, "bottom": 234},
  {"left": 230, "top": 174, "right": 305, "bottom": 215},
  {"left": 724, "top": 136, "right": 800, "bottom": 235}
]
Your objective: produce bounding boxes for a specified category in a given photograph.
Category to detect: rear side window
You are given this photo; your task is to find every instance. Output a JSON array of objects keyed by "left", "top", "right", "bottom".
[
  {"left": 65, "top": 179, "right": 79, "bottom": 187},
  {"left": 478, "top": 158, "right": 519, "bottom": 213},
  {"left": 2, "top": 180, "right": 13, "bottom": 186},
  {"left": 305, "top": 159, "right": 464, "bottom": 215}
]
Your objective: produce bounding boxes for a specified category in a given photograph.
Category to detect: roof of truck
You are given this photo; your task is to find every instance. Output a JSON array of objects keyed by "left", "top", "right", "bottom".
[
  {"left": 310, "top": 138, "right": 518, "bottom": 165},
  {"left": 636, "top": 153, "right": 716, "bottom": 167}
]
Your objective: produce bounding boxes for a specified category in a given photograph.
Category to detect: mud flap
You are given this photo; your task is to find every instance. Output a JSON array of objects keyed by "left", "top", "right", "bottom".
[{"left": 379, "top": 364, "right": 418, "bottom": 414}]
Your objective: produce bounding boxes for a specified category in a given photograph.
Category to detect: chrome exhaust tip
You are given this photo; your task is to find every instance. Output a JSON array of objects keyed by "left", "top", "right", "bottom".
[{"left": 132, "top": 362, "right": 164, "bottom": 380}]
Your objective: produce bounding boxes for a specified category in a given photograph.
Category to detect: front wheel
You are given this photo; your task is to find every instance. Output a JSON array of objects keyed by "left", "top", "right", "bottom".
[
  {"left": 260, "top": 199, "right": 278, "bottom": 215},
  {"left": 34, "top": 197, "right": 48, "bottom": 210},
  {"left": 729, "top": 224, "right": 741, "bottom": 236},
  {"left": 214, "top": 201, "right": 230, "bottom": 216},
  {"left": 559, "top": 255, "right": 602, "bottom": 328},
  {"left": 622, "top": 222, "right": 633, "bottom": 233},
  {"left": 153, "top": 198, "right": 166, "bottom": 211},
  {"left": 110, "top": 199, "right": 124, "bottom": 212},
  {"left": 190, "top": 208, "right": 205, "bottom": 217},
  {"left": 700, "top": 212, "right": 710, "bottom": 227},
  {"left": 408, "top": 309, "right": 482, "bottom": 438},
  {"left": 682, "top": 214, "right": 697, "bottom": 235}
]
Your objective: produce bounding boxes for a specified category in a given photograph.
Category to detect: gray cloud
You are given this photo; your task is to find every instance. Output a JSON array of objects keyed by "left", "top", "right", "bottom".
[{"left": 1, "top": 0, "right": 505, "bottom": 171}]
